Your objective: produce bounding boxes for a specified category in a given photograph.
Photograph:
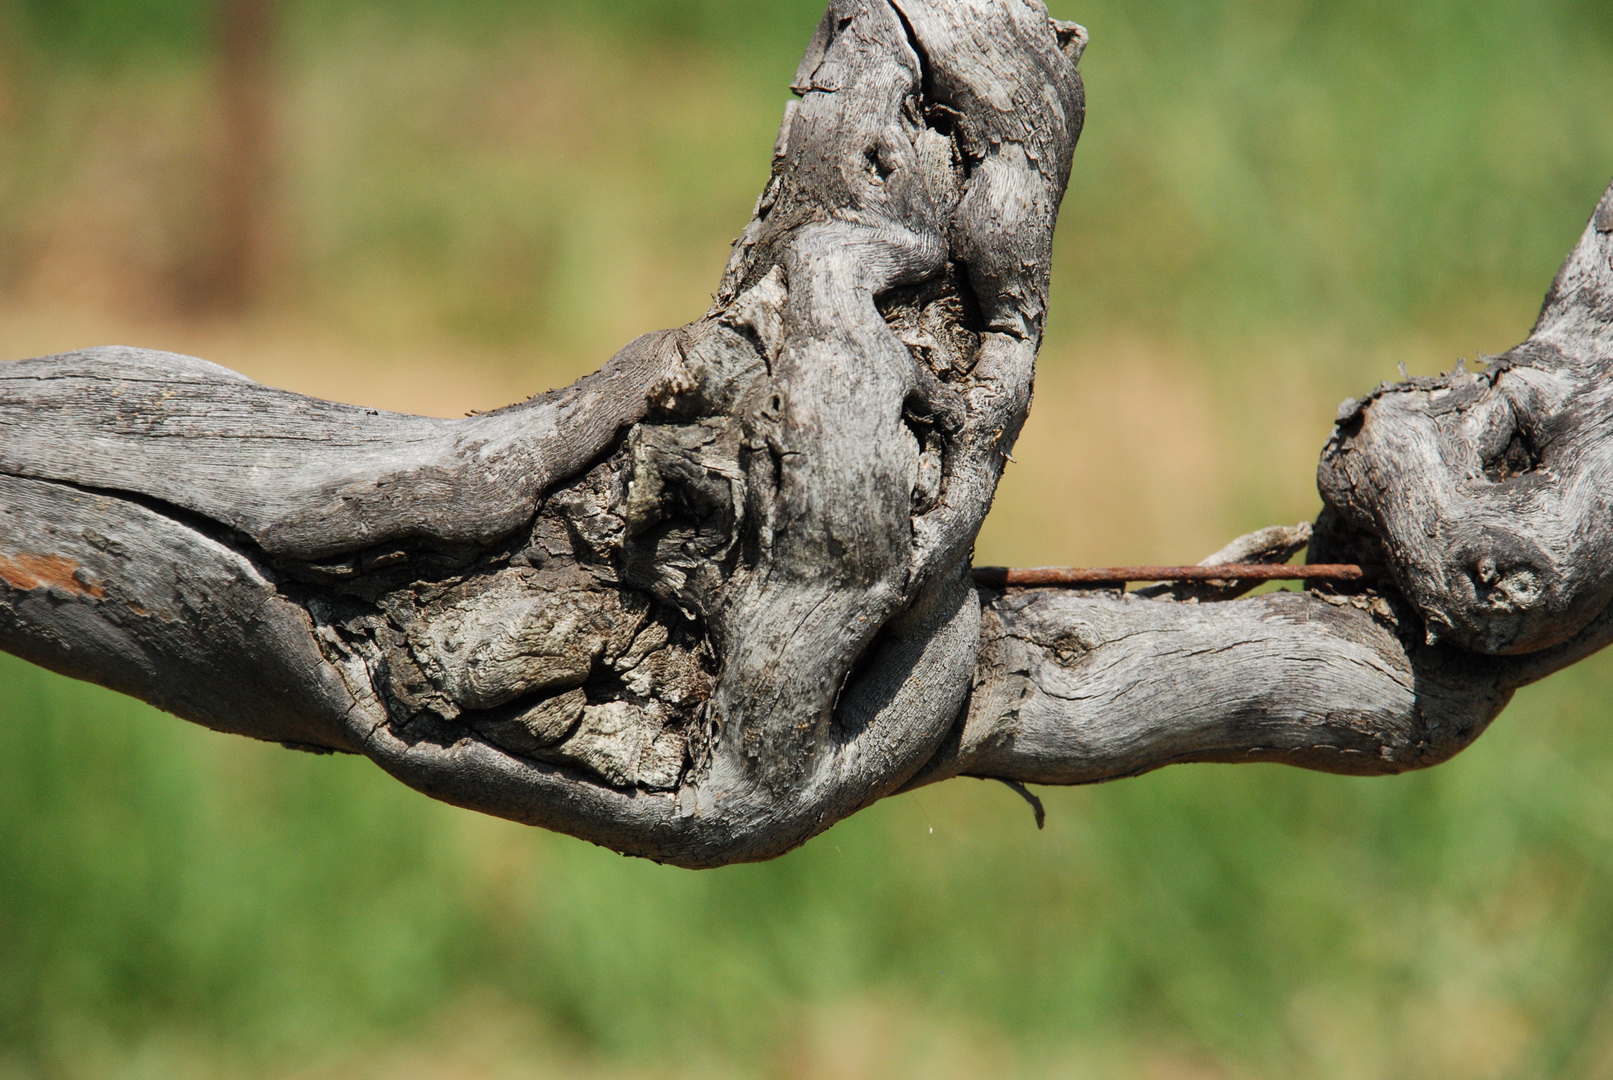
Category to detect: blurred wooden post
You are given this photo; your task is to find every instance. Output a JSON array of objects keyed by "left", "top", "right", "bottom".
[{"left": 209, "top": 0, "right": 277, "bottom": 313}]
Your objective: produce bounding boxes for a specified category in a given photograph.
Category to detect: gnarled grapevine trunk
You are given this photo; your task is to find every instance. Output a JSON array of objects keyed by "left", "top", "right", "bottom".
[
  {"left": 1, "top": 0, "right": 1610, "bottom": 868},
  {"left": 0, "top": 0, "right": 1086, "bottom": 867}
]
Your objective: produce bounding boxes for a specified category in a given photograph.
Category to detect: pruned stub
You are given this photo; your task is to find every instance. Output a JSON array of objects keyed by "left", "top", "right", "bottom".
[
  {"left": 1318, "top": 181, "right": 1613, "bottom": 657},
  {"left": 1318, "top": 349, "right": 1613, "bottom": 656}
]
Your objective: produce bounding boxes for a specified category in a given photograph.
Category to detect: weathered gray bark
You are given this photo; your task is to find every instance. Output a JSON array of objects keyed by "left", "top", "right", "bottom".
[
  {"left": 1, "top": 0, "right": 1610, "bottom": 868},
  {"left": 1318, "top": 185, "right": 1613, "bottom": 657}
]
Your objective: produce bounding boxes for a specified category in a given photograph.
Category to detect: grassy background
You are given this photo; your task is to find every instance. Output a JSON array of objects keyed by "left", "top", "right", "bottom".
[{"left": 2, "top": 1, "right": 1613, "bottom": 1076}]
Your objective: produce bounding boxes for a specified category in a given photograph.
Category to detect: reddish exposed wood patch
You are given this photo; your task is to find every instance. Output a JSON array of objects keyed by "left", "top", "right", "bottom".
[{"left": 0, "top": 553, "right": 107, "bottom": 599}]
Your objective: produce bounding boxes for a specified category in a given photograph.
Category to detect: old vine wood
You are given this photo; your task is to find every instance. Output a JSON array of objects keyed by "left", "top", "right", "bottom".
[{"left": 2, "top": 0, "right": 1611, "bottom": 867}]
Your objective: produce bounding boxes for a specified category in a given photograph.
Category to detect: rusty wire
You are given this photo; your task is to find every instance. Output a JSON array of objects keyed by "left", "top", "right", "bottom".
[{"left": 970, "top": 564, "right": 1383, "bottom": 589}]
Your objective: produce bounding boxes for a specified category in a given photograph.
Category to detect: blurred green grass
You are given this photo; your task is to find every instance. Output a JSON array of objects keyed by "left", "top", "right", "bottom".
[
  {"left": 10, "top": 650, "right": 1613, "bottom": 1078},
  {"left": 2, "top": 1, "right": 1613, "bottom": 1077}
]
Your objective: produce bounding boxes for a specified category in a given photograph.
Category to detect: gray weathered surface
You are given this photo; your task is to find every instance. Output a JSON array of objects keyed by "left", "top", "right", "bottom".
[
  {"left": 1, "top": 1, "right": 1610, "bottom": 867},
  {"left": 0, "top": 331, "right": 685, "bottom": 559},
  {"left": 1318, "top": 180, "right": 1613, "bottom": 656},
  {"left": 925, "top": 586, "right": 1605, "bottom": 789}
]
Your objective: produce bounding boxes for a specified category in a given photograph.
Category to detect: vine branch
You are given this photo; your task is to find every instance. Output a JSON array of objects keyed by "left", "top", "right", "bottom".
[{"left": 2, "top": 0, "right": 1610, "bottom": 867}]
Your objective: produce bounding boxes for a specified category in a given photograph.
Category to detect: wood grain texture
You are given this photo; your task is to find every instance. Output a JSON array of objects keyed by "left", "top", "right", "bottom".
[
  {"left": 0, "top": 330, "right": 685, "bottom": 559},
  {"left": 1, "top": 1, "right": 1609, "bottom": 867}
]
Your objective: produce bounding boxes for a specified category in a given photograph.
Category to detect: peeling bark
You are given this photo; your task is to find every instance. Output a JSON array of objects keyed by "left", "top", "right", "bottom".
[{"left": 1, "top": 1, "right": 1610, "bottom": 867}]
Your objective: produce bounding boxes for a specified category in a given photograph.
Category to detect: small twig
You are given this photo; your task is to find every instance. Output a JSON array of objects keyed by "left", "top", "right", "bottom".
[
  {"left": 993, "top": 778, "right": 1047, "bottom": 829},
  {"left": 971, "top": 564, "right": 1382, "bottom": 589}
]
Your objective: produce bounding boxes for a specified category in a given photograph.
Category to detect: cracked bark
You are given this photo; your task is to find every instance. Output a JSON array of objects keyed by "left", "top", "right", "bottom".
[{"left": 2, "top": 0, "right": 1610, "bottom": 867}]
